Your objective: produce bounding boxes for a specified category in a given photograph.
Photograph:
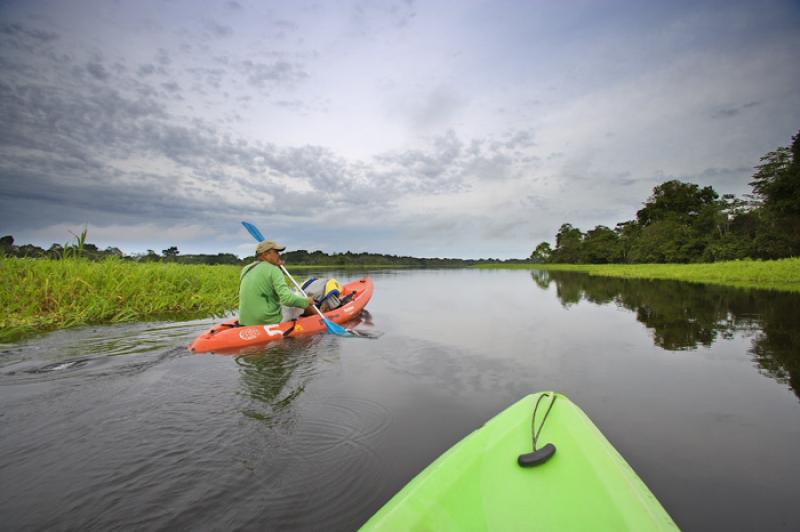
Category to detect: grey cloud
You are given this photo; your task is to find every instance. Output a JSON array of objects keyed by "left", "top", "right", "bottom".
[
  {"left": 226, "top": 1, "right": 243, "bottom": 10},
  {"left": 694, "top": 166, "right": 753, "bottom": 192},
  {"left": 161, "top": 81, "right": 181, "bottom": 93},
  {"left": 711, "top": 101, "right": 760, "bottom": 119},
  {"left": 203, "top": 20, "right": 234, "bottom": 38},
  {"left": 1, "top": 22, "right": 59, "bottom": 43},
  {"left": 374, "top": 130, "right": 467, "bottom": 193},
  {"left": 156, "top": 48, "right": 171, "bottom": 66},
  {"left": 138, "top": 64, "right": 156, "bottom": 76},
  {"left": 86, "top": 61, "right": 110, "bottom": 80},
  {"left": 607, "top": 174, "right": 640, "bottom": 187},
  {"left": 699, "top": 166, "right": 751, "bottom": 178},
  {"left": 275, "top": 19, "right": 299, "bottom": 31},
  {"left": 408, "top": 85, "right": 464, "bottom": 130},
  {"left": 275, "top": 99, "right": 304, "bottom": 109},
  {"left": 242, "top": 60, "right": 309, "bottom": 87},
  {"left": 0, "top": 25, "right": 535, "bottom": 236},
  {"left": 372, "top": 128, "right": 540, "bottom": 191},
  {"left": 351, "top": 1, "right": 417, "bottom": 33},
  {"left": 501, "top": 130, "right": 536, "bottom": 150},
  {"left": 1, "top": 51, "right": 377, "bottom": 224},
  {"left": 186, "top": 66, "right": 227, "bottom": 91}
]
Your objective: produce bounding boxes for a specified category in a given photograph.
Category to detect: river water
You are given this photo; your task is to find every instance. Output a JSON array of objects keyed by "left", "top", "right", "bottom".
[{"left": 1, "top": 269, "right": 799, "bottom": 531}]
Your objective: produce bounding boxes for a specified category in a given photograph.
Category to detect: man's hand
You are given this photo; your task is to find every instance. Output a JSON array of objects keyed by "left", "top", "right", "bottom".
[{"left": 305, "top": 296, "right": 315, "bottom": 308}]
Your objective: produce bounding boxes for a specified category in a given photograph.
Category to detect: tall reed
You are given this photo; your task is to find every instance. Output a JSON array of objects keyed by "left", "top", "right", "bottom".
[{"left": 1, "top": 257, "right": 241, "bottom": 342}]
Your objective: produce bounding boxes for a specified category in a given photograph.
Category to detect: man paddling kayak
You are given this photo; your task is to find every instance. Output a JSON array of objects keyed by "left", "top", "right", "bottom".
[{"left": 238, "top": 240, "right": 314, "bottom": 326}]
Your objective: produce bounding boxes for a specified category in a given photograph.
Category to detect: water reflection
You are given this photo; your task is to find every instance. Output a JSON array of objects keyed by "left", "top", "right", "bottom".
[
  {"left": 532, "top": 270, "right": 800, "bottom": 398},
  {"left": 235, "top": 338, "right": 320, "bottom": 427}
]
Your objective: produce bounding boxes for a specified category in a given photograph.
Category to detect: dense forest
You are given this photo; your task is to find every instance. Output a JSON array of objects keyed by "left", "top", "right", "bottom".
[{"left": 531, "top": 130, "right": 800, "bottom": 264}]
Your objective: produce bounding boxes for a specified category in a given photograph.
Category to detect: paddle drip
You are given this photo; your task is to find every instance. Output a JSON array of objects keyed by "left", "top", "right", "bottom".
[{"left": 518, "top": 392, "right": 557, "bottom": 467}]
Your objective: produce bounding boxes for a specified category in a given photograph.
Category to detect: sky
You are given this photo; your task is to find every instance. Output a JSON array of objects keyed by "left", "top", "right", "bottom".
[{"left": 1, "top": 0, "right": 799, "bottom": 259}]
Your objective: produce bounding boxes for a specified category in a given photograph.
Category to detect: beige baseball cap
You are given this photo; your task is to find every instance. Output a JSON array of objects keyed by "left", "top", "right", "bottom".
[{"left": 255, "top": 240, "right": 286, "bottom": 255}]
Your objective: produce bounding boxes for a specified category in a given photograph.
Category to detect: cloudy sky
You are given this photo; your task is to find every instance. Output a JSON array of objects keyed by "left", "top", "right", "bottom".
[{"left": 1, "top": 0, "right": 799, "bottom": 259}]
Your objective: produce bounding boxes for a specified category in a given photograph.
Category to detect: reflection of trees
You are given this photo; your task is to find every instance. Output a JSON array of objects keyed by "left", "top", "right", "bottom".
[
  {"left": 235, "top": 338, "right": 318, "bottom": 427},
  {"left": 530, "top": 270, "right": 800, "bottom": 398},
  {"left": 750, "top": 298, "right": 800, "bottom": 396}
]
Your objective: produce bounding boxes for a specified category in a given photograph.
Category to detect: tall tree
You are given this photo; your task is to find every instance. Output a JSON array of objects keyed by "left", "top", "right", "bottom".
[
  {"left": 636, "top": 180, "right": 719, "bottom": 227},
  {"left": 749, "top": 130, "right": 800, "bottom": 258},
  {"left": 551, "top": 223, "right": 584, "bottom": 263},
  {"left": 530, "top": 242, "right": 552, "bottom": 263},
  {"left": 634, "top": 180, "right": 721, "bottom": 262},
  {"left": 582, "top": 225, "right": 622, "bottom": 264},
  {"left": 162, "top": 246, "right": 180, "bottom": 261}
]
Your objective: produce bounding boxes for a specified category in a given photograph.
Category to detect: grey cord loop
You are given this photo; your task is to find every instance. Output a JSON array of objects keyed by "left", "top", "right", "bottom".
[{"left": 532, "top": 392, "right": 557, "bottom": 451}]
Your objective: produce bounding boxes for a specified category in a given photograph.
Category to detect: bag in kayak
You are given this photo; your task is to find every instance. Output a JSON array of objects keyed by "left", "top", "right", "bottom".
[{"left": 301, "top": 278, "right": 343, "bottom": 311}]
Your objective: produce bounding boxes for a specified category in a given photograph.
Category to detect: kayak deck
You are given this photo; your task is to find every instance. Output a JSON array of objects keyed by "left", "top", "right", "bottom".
[
  {"left": 361, "top": 392, "right": 677, "bottom": 531},
  {"left": 189, "top": 277, "right": 373, "bottom": 353}
]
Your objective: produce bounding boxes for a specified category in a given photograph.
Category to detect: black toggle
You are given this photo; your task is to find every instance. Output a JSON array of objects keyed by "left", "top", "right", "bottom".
[{"left": 517, "top": 443, "right": 556, "bottom": 467}]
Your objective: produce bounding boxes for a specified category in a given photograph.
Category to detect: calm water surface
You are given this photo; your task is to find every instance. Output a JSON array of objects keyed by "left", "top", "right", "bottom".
[{"left": 1, "top": 269, "right": 799, "bottom": 530}]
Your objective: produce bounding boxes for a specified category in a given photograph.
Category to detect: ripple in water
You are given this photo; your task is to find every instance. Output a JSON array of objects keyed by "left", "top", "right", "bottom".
[{"left": 255, "top": 395, "right": 392, "bottom": 530}]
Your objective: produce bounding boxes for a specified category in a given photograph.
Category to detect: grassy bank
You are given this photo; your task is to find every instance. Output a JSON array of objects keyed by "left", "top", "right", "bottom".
[
  {"left": 474, "top": 258, "right": 800, "bottom": 293},
  {"left": 0, "top": 258, "right": 403, "bottom": 343},
  {"left": 0, "top": 258, "right": 243, "bottom": 343}
]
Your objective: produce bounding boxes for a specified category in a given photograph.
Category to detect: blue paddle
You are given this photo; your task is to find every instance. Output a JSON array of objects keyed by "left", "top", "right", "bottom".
[{"left": 241, "top": 221, "right": 353, "bottom": 337}]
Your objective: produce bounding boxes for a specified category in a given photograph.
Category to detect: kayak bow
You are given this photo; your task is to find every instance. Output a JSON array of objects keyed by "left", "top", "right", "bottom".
[{"left": 361, "top": 392, "right": 678, "bottom": 531}]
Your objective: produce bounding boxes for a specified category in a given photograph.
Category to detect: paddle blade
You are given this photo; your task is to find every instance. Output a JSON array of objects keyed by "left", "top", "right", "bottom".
[
  {"left": 241, "top": 221, "right": 265, "bottom": 242},
  {"left": 323, "top": 317, "right": 353, "bottom": 337}
]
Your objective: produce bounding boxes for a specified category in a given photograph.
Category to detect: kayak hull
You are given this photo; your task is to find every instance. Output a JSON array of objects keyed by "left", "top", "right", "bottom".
[
  {"left": 361, "top": 392, "right": 677, "bottom": 531},
  {"left": 189, "top": 277, "right": 373, "bottom": 353}
]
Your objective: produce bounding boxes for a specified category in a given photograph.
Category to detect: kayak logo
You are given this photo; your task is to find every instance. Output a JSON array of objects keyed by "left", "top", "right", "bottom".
[
  {"left": 263, "top": 325, "right": 282, "bottom": 337},
  {"left": 239, "top": 329, "right": 259, "bottom": 341}
]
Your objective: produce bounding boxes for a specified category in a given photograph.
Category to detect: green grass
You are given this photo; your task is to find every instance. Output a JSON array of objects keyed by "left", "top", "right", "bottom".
[
  {"left": 474, "top": 258, "right": 800, "bottom": 293},
  {"left": 0, "top": 258, "right": 242, "bottom": 343},
  {"left": 0, "top": 258, "right": 400, "bottom": 343}
]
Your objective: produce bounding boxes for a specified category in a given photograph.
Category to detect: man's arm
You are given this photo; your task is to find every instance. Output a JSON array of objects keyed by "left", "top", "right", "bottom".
[{"left": 271, "top": 267, "right": 313, "bottom": 308}]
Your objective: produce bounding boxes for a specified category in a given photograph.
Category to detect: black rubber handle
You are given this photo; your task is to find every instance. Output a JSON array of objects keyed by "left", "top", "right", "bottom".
[{"left": 517, "top": 443, "right": 556, "bottom": 467}]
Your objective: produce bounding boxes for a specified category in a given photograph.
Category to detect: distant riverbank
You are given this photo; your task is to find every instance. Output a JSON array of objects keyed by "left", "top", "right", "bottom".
[
  {"left": 5, "top": 257, "right": 798, "bottom": 343},
  {"left": 474, "top": 258, "right": 800, "bottom": 293}
]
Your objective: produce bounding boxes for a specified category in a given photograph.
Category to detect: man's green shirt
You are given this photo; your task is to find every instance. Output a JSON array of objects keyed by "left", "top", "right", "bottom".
[{"left": 238, "top": 262, "right": 308, "bottom": 326}]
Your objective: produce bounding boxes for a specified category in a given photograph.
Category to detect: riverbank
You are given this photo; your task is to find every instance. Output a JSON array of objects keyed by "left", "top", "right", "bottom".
[
  {"left": 0, "top": 258, "right": 413, "bottom": 343},
  {"left": 0, "top": 258, "right": 243, "bottom": 343},
  {"left": 474, "top": 258, "right": 800, "bottom": 293}
]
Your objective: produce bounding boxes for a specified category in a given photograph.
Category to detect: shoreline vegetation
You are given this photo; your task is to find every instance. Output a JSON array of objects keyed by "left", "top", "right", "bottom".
[
  {"left": 2, "top": 256, "right": 798, "bottom": 343},
  {"left": 1, "top": 258, "right": 240, "bottom": 343},
  {"left": 0, "top": 257, "right": 425, "bottom": 343},
  {"left": 2, "top": 131, "right": 797, "bottom": 342},
  {"left": 474, "top": 258, "right": 800, "bottom": 293}
]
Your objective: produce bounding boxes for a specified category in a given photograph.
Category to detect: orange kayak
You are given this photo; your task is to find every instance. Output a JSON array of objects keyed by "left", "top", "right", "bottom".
[{"left": 189, "top": 277, "right": 374, "bottom": 353}]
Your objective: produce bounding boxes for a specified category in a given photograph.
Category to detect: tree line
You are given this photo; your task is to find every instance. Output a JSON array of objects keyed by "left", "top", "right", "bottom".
[
  {"left": 531, "top": 130, "right": 800, "bottom": 264},
  {"left": 0, "top": 233, "right": 489, "bottom": 267},
  {"left": 0, "top": 236, "right": 244, "bottom": 265}
]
